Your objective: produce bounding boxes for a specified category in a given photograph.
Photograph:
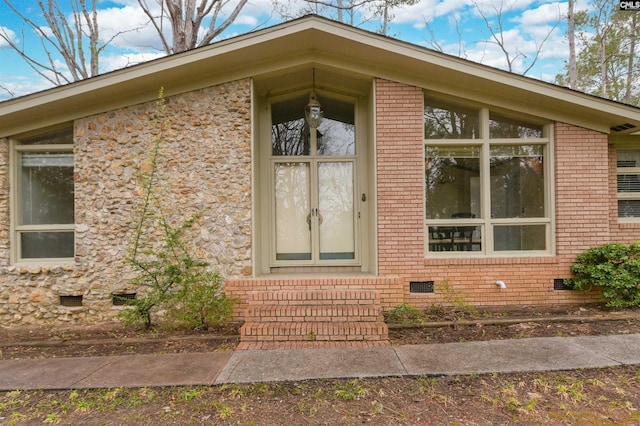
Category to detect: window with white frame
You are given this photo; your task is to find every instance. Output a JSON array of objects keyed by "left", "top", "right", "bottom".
[
  {"left": 424, "top": 95, "right": 552, "bottom": 255},
  {"left": 617, "top": 149, "right": 640, "bottom": 219},
  {"left": 13, "top": 130, "right": 74, "bottom": 262}
]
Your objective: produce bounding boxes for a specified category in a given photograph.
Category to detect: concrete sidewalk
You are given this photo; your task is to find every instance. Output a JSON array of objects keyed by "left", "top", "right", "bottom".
[{"left": 2, "top": 334, "right": 640, "bottom": 390}]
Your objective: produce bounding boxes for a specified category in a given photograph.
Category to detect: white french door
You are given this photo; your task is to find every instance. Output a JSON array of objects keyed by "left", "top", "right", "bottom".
[{"left": 274, "top": 160, "right": 355, "bottom": 263}]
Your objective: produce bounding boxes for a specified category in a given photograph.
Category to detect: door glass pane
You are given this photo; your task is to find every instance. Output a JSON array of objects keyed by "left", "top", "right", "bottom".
[
  {"left": 425, "top": 146, "right": 481, "bottom": 219},
  {"left": 274, "top": 162, "right": 311, "bottom": 260},
  {"left": 490, "top": 145, "right": 544, "bottom": 218},
  {"left": 271, "top": 96, "right": 310, "bottom": 156},
  {"left": 316, "top": 97, "right": 355, "bottom": 156},
  {"left": 318, "top": 162, "right": 355, "bottom": 260}
]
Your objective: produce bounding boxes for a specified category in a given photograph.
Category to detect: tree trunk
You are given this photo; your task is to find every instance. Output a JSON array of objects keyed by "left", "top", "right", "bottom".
[
  {"left": 567, "top": 0, "right": 577, "bottom": 89},
  {"left": 625, "top": 14, "right": 637, "bottom": 104}
]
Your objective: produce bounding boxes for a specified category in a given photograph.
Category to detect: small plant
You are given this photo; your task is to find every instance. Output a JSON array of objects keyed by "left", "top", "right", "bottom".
[
  {"left": 570, "top": 243, "right": 640, "bottom": 308},
  {"left": 334, "top": 380, "right": 367, "bottom": 401},
  {"left": 436, "top": 280, "right": 478, "bottom": 319},
  {"left": 121, "top": 90, "right": 235, "bottom": 329},
  {"left": 384, "top": 303, "right": 424, "bottom": 324}
]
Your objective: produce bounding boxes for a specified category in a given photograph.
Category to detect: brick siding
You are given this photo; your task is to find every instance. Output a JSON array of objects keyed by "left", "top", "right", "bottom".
[{"left": 374, "top": 80, "right": 606, "bottom": 309}]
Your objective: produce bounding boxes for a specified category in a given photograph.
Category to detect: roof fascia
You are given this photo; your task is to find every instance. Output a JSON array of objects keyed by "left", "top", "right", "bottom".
[{"left": 2, "top": 16, "right": 640, "bottom": 136}]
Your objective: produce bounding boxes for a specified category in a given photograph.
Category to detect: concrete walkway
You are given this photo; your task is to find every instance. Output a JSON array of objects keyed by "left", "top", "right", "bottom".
[{"left": 2, "top": 334, "right": 640, "bottom": 390}]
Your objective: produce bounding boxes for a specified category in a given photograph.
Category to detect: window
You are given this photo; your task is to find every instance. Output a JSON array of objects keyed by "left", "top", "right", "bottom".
[
  {"left": 424, "top": 95, "right": 552, "bottom": 255},
  {"left": 12, "top": 130, "right": 74, "bottom": 262},
  {"left": 617, "top": 149, "right": 640, "bottom": 219}
]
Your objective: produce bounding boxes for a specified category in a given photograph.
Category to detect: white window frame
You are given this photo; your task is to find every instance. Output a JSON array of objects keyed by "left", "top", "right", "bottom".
[
  {"left": 616, "top": 147, "right": 640, "bottom": 222},
  {"left": 10, "top": 135, "right": 75, "bottom": 264},
  {"left": 424, "top": 103, "right": 555, "bottom": 257}
]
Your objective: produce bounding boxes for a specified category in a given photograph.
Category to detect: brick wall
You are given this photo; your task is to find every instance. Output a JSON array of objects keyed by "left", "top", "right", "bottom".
[
  {"left": 375, "top": 79, "right": 604, "bottom": 309},
  {"left": 375, "top": 79, "right": 425, "bottom": 280}
]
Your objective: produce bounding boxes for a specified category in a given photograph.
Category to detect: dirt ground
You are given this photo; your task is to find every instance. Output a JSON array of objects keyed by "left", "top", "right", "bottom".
[
  {"left": 1, "top": 304, "right": 640, "bottom": 425},
  {"left": 1, "top": 304, "right": 639, "bottom": 359}
]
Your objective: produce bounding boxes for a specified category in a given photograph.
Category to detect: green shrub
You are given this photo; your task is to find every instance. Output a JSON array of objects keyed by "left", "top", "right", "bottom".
[
  {"left": 570, "top": 243, "right": 640, "bottom": 308},
  {"left": 168, "top": 270, "right": 236, "bottom": 330}
]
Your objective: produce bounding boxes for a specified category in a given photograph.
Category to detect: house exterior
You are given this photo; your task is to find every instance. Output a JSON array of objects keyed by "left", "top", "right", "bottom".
[{"left": 2, "top": 15, "right": 640, "bottom": 333}]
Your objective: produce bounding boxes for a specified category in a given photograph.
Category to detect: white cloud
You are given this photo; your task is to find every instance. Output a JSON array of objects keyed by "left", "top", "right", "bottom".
[
  {"left": 0, "top": 26, "right": 18, "bottom": 47},
  {"left": 0, "top": 72, "right": 56, "bottom": 100},
  {"left": 100, "top": 51, "right": 166, "bottom": 72},
  {"left": 516, "top": 2, "right": 563, "bottom": 26},
  {"left": 98, "top": 5, "right": 167, "bottom": 52}
]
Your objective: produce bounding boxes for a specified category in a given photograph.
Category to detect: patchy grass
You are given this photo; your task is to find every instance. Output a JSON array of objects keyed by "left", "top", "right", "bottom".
[{"left": 1, "top": 366, "right": 638, "bottom": 425}]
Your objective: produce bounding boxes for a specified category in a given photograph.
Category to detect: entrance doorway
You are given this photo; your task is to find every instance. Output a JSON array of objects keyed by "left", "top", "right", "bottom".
[{"left": 270, "top": 94, "right": 359, "bottom": 266}]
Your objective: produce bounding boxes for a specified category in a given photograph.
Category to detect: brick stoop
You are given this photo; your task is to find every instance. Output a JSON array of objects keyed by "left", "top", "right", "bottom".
[{"left": 239, "top": 289, "right": 390, "bottom": 350}]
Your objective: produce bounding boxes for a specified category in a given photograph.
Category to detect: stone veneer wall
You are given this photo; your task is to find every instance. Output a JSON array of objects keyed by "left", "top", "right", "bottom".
[{"left": 0, "top": 79, "right": 252, "bottom": 325}]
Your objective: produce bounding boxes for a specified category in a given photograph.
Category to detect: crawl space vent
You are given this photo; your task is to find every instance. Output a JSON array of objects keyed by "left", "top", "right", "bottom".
[
  {"left": 553, "top": 278, "right": 573, "bottom": 291},
  {"left": 410, "top": 281, "right": 435, "bottom": 293},
  {"left": 59, "top": 295, "right": 83, "bottom": 307},
  {"left": 112, "top": 293, "right": 136, "bottom": 306}
]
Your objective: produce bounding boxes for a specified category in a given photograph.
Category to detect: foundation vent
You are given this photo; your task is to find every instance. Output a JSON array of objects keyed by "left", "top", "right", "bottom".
[
  {"left": 112, "top": 293, "right": 136, "bottom": 306},
  {"left": 59, "top": 295, "right": 83, "bottom": 307},
  {"left": 553, "top": 278, "right": 574, "bottom": 291},
  {"left": 410, "top": 281, "right": 435, "bottom": 293}
]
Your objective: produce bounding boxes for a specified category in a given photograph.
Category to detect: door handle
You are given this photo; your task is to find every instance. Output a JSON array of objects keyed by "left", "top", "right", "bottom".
[{"left": 307, "top": 210, "right": 323, "bottom": 228}]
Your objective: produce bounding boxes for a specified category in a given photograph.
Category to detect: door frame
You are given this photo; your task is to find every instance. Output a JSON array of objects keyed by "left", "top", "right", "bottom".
[{"left": 258, "top": 88, "right": 369, "bottom": 272}]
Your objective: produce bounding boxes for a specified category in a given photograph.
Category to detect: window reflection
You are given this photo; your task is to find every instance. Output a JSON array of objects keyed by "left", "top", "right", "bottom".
[
  {"left": 425, "top": 146, "right": 481, "bottom": 219},
  {"left": 318, "top": 162, "right": 355, "bottom": 259},
  {"left": 490, "top": 145, "right": 544, "bottom": 219},
  {"left": 16, "top": 130, "right": 75, "bottom": 261},
  {"left": 274, "top": 162, "right": 311, "bottom": 260},
  {"left": 489, "top": 113, "right": 543, "bottom": 138},
  {"left": 20, "top": 152, "right": 74, "bottom": 225},
  {"left": 272, "top": 95, "right": 355, "bottom": 156},
  {"left": 317, "top": 117, "right": 355, "bottom": 156},
  {"left": 424, "top": 97, "right": 480, "bottom": 139}
]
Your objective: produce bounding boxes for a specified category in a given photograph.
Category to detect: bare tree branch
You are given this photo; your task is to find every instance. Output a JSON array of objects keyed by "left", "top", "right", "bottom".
[
  {"left": 0, "top": 85, "right": 15, "bottom": 98},
  {"left": 137, "top": 0, "right": 249, "bottom": 54},
  {"left": 473, "top": 0, "right": 559, "bottom": 76},
  {"left": 0, "top": 0, "right": 110, "bottom": 84}
]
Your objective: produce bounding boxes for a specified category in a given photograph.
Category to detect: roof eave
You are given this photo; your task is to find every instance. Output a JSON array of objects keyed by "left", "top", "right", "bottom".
[{"left": 1, "top": 15, "right": 640, "bottom": 137}]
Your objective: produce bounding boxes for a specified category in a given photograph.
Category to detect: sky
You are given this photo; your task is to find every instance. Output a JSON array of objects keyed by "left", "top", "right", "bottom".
[{"left": 0, "top": 0, "right": 582, "bottom": 102}]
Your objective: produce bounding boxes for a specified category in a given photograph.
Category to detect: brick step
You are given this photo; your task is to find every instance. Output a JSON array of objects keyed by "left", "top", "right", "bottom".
[
  {"left": 237, "top": 340, "right": 391, "bottom": 350},
  {"left": 240, "top": 321, "right": 389, "bottom": 342},
  {"left": 248, "top": 289, "right": 380, "bottom": 305},
  {"left": 245, "top": 305, "right": 383, "bottom": 322}
]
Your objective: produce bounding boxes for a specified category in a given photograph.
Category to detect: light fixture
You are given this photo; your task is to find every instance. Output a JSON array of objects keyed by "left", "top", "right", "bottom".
[{"left": 305, "top": 69, "right": 323, "bottom": 128}]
